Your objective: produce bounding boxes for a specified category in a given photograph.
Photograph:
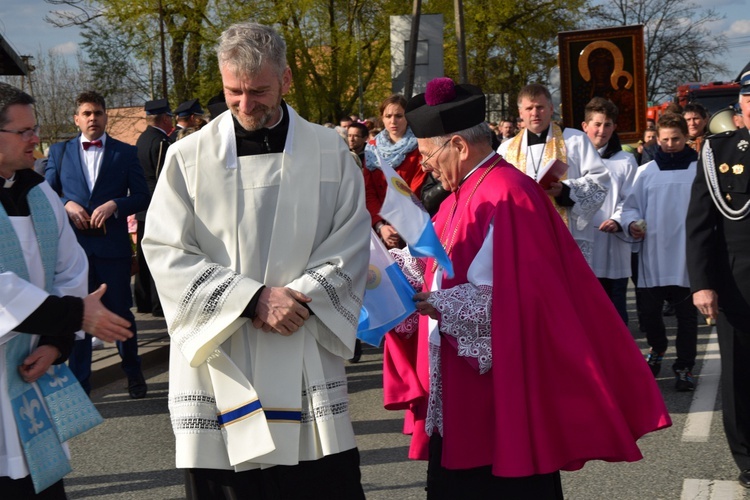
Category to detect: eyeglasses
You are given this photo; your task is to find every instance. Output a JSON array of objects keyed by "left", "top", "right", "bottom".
[
  {"left": 0, "top": 125, "right": 40, "bottom": 141},
  {"left": 421, "top": 140, "right": 450, "bottom": 168}
]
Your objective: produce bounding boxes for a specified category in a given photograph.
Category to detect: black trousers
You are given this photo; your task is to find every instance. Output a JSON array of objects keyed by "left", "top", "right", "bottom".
[
  {"left": 639, "top": 286, "right": 698, "bottom": 370},
  {"left": 717, "top": 308, "right": 750, "bottom": 471},
  {"left": 426, "top": 435, "right": 564, "bottom": 499},
  {"left": 0, "top": 476, "right": 66, "bottom": 499},
  {"left": 185, "top": 448, "right": 365, "bottom": 500},
  {"left": 134, "top": 222, "right": 161, "bottom": 314}
]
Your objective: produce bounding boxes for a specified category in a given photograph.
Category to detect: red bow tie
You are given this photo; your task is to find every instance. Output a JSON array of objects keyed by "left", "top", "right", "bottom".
[{"left": 82, "top": 139, "right": 103, "bottom": 151}]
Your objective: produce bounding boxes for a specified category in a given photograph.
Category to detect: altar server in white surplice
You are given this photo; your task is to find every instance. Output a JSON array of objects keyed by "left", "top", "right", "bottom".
[
  {"left": 0, "top": 83, "right": 132, "bottom": 499},
  {"left": 141, "top": 23, "right": 370, "bottom": 499},
  {"left": 581, "top": 97, "right": 637, "bottom": 325},
  {"left": 498, "top": 84, "right": 610, "bottom": 265}
]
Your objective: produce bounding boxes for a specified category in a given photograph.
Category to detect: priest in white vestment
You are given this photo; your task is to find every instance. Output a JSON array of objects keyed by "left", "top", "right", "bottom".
[
  {"left": 497, "top": 84, "right": 610, "bottom": 264},
  {"left": 142, "top": 23, "right": 370, "bottom": 500},
  {"left": 0, "top": 83, "right": 133, "bottom": 499}
]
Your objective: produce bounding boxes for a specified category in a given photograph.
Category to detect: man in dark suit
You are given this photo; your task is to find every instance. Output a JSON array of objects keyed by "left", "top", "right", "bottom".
[
  {"left": 686, "top": 70, "right": 750, "bottom": 489},
  {"left": 169, "top": 98, "right": 204, "bottom": 141},
  {"left": 134, "top": 99, "right": 172, "bottom": 317},
  {"left": 46, "top": 90, "right": 150, "bottom": 399}
]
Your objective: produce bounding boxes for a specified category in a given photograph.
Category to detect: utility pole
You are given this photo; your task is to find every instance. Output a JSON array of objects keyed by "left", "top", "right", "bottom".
[
  {"left": 20, "top": 55, "right": 44, "bottom": 155},
  {"left": 158, "top": 0, "right": 168, "bottom": 100},
  {"left": 455, "top": 0, "right": 468, "bottom": 84},
  {"left": 405, "top": 0, "right": 422, "bottom": 98},
  {"left": 356, "top": 16, "right": 364, "bottom": 119}
]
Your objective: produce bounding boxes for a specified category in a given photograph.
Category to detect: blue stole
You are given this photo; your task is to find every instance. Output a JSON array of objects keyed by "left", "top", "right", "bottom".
[{"left": 0, "top": 186, "right": 103, "bottom": 493}]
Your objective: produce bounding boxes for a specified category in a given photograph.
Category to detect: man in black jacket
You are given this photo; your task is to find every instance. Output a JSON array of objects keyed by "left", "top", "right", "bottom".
[
  {"left": 134, "top": 99, "right": 172, "bottom": 316},
  {"left": 686, "top": 71, "right": 750, "bottom": 489}
]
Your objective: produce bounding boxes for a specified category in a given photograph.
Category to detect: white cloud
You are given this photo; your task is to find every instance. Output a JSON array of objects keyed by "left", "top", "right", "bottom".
[
  {"left": 728, "top": 19, "right": 750, "bottom": 36},
  {"left": 51, "top": 41, "right": 78, "bottom": 55}
]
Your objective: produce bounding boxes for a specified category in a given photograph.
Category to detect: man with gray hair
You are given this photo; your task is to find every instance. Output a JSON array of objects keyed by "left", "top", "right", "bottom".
[
  {"left": 142, "top": 22, "right": 369, "bottom": 498},
  {"left": 383, "top": 77, "right": 669, "bottom": 498}
]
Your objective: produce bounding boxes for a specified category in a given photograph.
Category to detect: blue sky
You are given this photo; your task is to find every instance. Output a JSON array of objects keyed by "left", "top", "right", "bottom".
[{"left": 2, "top": 0, "right": 750, "bottom": 81}]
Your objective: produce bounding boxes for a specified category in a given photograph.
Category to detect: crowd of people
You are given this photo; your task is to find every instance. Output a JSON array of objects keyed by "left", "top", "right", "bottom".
[{"left": 1, "top": 19, "right": 749, "bottom": 499}]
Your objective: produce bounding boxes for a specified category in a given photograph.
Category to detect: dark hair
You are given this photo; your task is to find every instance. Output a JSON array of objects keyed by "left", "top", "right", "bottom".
[
  {"left": 379, "top": 95, "right": 408, "bottom": 116},
  {"left": 0, "top": 83, "right": 34, "bottom": 128},
  {"left": 75, "top": 90, "right": 107, "bottom": 112},
  {"left": 683, "top": 102, "right": 708, "bottom": 119},
  {"left": 347, "top": 122, "right": 368, "bottom": 138},
  {"left": 657, "top": 112, "right": 688, "bottom": 136},
  {"left": 584, "top": 97, "right": 619, "bottom": 123}
]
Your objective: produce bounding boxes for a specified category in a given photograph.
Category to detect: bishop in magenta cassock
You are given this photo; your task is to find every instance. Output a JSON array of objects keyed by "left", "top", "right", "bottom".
[{"left": 383, "top": 77, "right": 672, "bottom": 499}]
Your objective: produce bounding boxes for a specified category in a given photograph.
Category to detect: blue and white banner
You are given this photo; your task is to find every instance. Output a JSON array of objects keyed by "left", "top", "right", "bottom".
[
  {"left": 358, "top": 231, "right": 417, "bottom": 347},
  {"left": 375, "top": 152, "right": 454, "bottom": 277}
]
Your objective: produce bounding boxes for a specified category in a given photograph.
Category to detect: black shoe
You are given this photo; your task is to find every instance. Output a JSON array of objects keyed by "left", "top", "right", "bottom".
[
  {"left": 128, "top": 373, "right": 148, "bottom": 399},
  {"left": 674, "top": 368, "right": 695, "bottom": 391},
  {"left": 740, "top": 469, "right": 750, "bottom": 488},
  {"left": 646, "top": 348, "right": 664, "bottom": 377},
  {"left": 151, "top": 306, "right": 164, "bottom": 318},
  {"left": 349, "top": 339, "right": 362, "bottom": 364}
]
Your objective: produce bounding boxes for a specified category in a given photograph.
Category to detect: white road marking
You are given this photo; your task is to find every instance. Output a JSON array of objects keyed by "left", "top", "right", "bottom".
[
  {"left": 681, "top": 478, "right": 748, "bottom": 499},
  {"left": 683, "top": 327, "right": 722, "bottom": 443}
]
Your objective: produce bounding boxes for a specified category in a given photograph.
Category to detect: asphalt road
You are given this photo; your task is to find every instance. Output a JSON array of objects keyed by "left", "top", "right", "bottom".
[{"left": 64, "top": 294, "right": 750, "bottom": 499}]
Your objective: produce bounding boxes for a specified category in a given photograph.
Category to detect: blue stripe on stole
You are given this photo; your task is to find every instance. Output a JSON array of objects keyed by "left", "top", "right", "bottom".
[
  {"left": 264, "top": 409, "right": 302, "bottom": 423},
  {"left": 217, "top": 399, "right": 263, "bottom": 427}
]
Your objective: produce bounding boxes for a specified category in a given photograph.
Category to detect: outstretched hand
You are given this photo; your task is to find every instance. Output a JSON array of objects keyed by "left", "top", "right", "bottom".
[{"left": 82, "top": 284, "right": 134, "bottom": 342}]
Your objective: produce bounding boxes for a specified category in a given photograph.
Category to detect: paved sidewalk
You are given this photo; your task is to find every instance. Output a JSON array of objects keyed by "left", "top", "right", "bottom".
[{"left": 89, "top": 310, "right": 170, "bottom": 390}]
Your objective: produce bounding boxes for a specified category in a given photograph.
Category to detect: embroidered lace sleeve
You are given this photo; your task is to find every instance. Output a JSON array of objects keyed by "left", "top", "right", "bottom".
[
  {"left": 427, "top": 283, "right": 492, "bottom": 374},
  {"left": 567, "top": 176, "right": 608, "bottom": 231},
  {"left": 389, "top": 247, "right": 426, "bottom": 291}
]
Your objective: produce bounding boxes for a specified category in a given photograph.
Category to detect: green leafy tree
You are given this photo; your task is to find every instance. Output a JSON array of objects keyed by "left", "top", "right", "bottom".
[{"left": 428, "top": 0, "right": 589, "bottom": 112}]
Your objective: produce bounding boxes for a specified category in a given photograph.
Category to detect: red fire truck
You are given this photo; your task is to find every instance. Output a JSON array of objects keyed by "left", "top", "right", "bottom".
[{"left": 647, "top": 81, "right": 740, "bottom": 122}]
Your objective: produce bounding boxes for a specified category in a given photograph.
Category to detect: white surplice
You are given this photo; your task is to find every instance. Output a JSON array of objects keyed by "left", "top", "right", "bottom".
[
  {"left": 0, "top": 182, "right": 88, "bottom": 479},
  {"left": 142, "top": 107, "right": 370, "bottom": 470},
  {"left": 620, "top": 160, "right": 697, "bottom": 288},
  {"left": 590, "top": 149, "right": 638, "bottom": 279}
]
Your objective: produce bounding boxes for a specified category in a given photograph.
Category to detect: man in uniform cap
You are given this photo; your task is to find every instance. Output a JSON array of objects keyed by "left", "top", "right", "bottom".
[
  {"left": 169, "top": 99, "right": 204, "bottom": 141},
  {"left": 133, "top": 98, "right": 172, "bottom": 317},
  {"left": 687, "top": 69, "right": 750, "bottom": 489},
  {"left": 383, "top": 77, "right": 670, "bottom": 499}
]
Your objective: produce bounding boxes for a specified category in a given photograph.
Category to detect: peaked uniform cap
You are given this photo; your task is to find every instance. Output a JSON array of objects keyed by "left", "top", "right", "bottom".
[
  {"left": 144, "top": 99, "right": 172, "bottom": 116},
  {"left": 174, "top": 99, "right": 204, "bottom": 117}
]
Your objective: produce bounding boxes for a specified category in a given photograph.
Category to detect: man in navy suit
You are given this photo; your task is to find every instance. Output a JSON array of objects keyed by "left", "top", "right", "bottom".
[{"left": 46, "top": 90, "right": 150, "bottom": 398}]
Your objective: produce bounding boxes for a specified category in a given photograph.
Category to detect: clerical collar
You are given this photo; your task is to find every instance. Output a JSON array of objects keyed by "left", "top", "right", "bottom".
[
  {"left": 0, "top": 169, "right": 44, "bottom": 216},
  {"left": 1, "top": 173, "right": 16, "bottom": 189},
  {"left": 234, "top": 101, "right": 290, "bottom": 156},
  {"left": 526, "top": 128, "right": 549, "bottom": 146}
]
